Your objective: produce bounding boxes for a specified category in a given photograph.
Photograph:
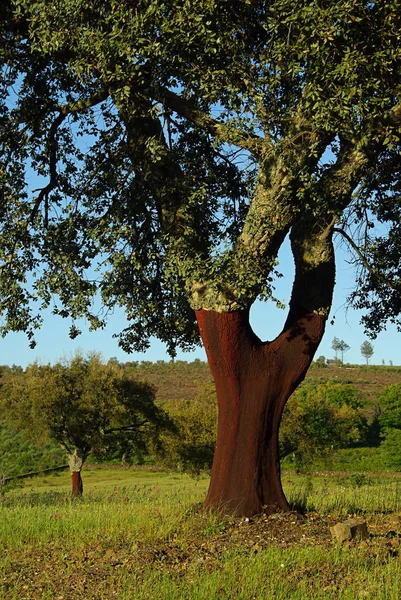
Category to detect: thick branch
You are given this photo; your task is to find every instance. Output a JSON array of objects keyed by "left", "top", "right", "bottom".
[
  {"left": 316, "top": 101, "right": 401, "bottom": 212},
  {"left": 156, "top": 87, "right": 268, "bottom": 157},
  {"left": 289, "top": 214, "right": 336, "bottom": 315},
  {"left": 30, "top": 88, "right": 109, "bottom": 222}
]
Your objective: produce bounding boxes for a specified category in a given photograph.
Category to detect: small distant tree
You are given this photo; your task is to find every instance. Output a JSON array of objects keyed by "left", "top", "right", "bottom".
[
  {"left": 339, "top": 340, "right": 350, "bottom": 364},
  {"left": 338, "top": 340, "right": 351, "bottom": 364},
  {"left": 331, "top": 338, "right": 342, "bottom": 362},
  {"left": 0, "top": 354, "right": 171, "bottom": 496},
  {"left": 361, "top": 341, "right": 374, "bottom": 365},
  {"left": 314, "top": 355, "right": 327, "bottom": 368},
  {"left": 331, "top": 338, "right": 350, "bottom": 364}
]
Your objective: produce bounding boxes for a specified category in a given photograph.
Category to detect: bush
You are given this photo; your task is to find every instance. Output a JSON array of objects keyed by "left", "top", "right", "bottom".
[
  {"left": 377, "top": 384, "right": 401, "bottom": 429},
  {"left": 380, "top": 429, "right": 401, "bottom": 471},
  {"left": 155, "top": 382, "right": 217, "bottom": 473},
  {"left": 280, "top": 381, "right": 368, "bottom": 470}
]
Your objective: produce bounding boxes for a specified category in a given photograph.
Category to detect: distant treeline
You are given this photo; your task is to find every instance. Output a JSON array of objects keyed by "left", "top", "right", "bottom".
[{"left": 2, "top": 361, "right": 401, "bottom": 481}]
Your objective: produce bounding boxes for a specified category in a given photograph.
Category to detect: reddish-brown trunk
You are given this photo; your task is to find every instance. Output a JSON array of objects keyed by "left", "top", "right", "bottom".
[
  {"left": 71, "top": 471, "right": 83, "bottom": 497},
  {"left": 196, "top": 305, "right": 326, "bottom": 517}
]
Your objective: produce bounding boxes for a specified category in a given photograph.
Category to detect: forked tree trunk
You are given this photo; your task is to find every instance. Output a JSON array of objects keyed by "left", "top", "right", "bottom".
[{"left": 196, "top": 304, "right": 327, "bottom": 516}]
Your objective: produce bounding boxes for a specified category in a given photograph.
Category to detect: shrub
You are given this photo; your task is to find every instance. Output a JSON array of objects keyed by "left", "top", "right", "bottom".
[{"left": 155, "top": 382, "right": 217, "bottom": 473}]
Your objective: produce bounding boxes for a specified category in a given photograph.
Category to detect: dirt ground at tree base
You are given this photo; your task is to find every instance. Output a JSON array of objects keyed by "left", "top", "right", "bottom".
[{"left": 2, "top": 510, "right": 401, "bottom": 599}]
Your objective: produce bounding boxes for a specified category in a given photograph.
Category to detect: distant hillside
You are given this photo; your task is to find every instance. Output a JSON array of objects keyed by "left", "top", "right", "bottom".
[
  {"left": 305, "top": 364, "right": 401, "bottom": 402},
  {"left": 1, "top": 361, "right": 400, "bottom": 477},
  {"left": 2, "top": 360, "right": 400, "bottom": 406},
  {"left": 123, "top": 359, "right": 213, "bottom": 404},
  {"left": 122, "top": 360, "right": 401, "bottom": 405}
]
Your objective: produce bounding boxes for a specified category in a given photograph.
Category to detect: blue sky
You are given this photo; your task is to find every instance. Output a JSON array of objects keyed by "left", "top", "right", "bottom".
[{"left": 1, "top": 234, "right": 399, "bottom": 368}]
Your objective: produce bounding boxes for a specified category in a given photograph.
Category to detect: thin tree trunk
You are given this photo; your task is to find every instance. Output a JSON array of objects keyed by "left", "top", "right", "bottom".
[
  {"left": 68, "top": 448, "right": 85, "bottom": 497},
  {"left": 71, "top": 471, "right": 83, "bottom": 497},
  {"left": 196, "top": 305, "right": 327, "bottom": 516}
]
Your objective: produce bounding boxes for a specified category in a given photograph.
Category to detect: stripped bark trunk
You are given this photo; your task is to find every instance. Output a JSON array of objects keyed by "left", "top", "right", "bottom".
[
  {"left": 195, "top": 214, "right": 336, "bottom": 517},
  {"left": 196, "top": 305, "right": 327, "bottom": 516},
  {"left": 71, "top": 470, "right": 83, "bottom": 497},
  {"left": 68, "top": 448, "right": 85, "bottom": 497}
]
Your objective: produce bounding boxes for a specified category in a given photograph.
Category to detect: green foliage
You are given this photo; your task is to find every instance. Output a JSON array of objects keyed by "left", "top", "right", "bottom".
[
  {"left": 0, "top": 421, "right": 65, "bottom": 478},
  {"left": 377, "top": 383, "right": 401, "bottom": 430},
  {"left": 349, "top": 473, "right": 371, "bottom": 488},
  {"left": 312, "top": 355, "right": 327, "bottom": 368},
  {"left": 380, "top": 429, "right": 401, "bottom": 471},
  {"left": 155, "top": 382, "right": 217, "bottom": 473},
  {"left": 331, "top": 338, "right": 342, "bottom": 361},
  {"left": 1, "top": 1, "right": 401, "bottom": 348},
  {"left": 303, "top": 447, "right": 385, "bottom": 473},
  {"left": 280, "top": 381, "right": 367, "bottom": 469},
  {"left": 0, "top": 353, "right": 171, "bottom": 468},
  {"left": 376, "top": 384, "right": 401, "bottom": 470}
]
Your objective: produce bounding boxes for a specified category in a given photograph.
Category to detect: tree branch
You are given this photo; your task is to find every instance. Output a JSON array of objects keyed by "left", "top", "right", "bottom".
[
  {"left": 333, "top": 226, "right": 393, "bottom": 290},
  {"left": 314, "top": 101, "right": 401, "bottom": 212},
  {"left": 288, "top": 214, "right": 336, "bottom": 318},
  {"left": 155, "top": 86, "right": 269, "bottom": 157},
  {"left": 103, "top": 420, "right": 148, "bottom": 435},
  {"left": 30, "top": 88, "right": 109, "bottom": 223}
]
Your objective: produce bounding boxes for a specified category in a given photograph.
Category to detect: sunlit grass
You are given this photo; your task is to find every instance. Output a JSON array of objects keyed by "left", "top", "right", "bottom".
[
  {"left": 282, "top": 473, "right": 401, "bottom": 516},
  {"left": 2, "top": 469, "right": 401, "bottom": 599},
  {"left": 0, "top": 469, "right": 211, "bottom": 550},
  {"left": 124, "top": 545, "right": 401, "bottom": 600}
]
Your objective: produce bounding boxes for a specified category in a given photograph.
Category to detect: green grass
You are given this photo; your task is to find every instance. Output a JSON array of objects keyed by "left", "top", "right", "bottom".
[
  {"left": 2, "top": 469, "right": 401, "bottom": 599},
  {"left": 283, "top": 472, "right": 401, "bottom": 516},
  {"left": 122, "top": 546, "right": 401, "bottom": 600},
  {"left": 1, "top": 469, "right": 210, "bottom": 549}
]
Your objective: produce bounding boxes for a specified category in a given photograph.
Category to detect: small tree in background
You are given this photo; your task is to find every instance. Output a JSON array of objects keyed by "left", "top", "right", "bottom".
[
  {"left": 331, "top": 338, "right": 342, "bottom": 363},
  {"left": 0, "top": 353, "right": 171, "bottom": 496},
  {"left": 331, "top": 338, "right": 350, "bottom": 364},
  {"left": 314, "top": 355, "right": 327, "bottom": 368},
  {"left": 361, "top": 341, "right": 374, "bottom": 365},
  {"left": 339, "top": 340, "right": 350, "bottom": 364}
]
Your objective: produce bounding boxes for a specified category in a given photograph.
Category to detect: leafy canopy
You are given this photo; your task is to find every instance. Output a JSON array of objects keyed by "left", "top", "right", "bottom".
[{"left": 1, "top": 1, "right": 401, "bottom": 353}]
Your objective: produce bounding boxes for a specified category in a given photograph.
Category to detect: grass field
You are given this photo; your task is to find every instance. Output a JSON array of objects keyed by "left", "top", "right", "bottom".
[{"left": 2, "top": 468, "right": 401, "bottom": 599}]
